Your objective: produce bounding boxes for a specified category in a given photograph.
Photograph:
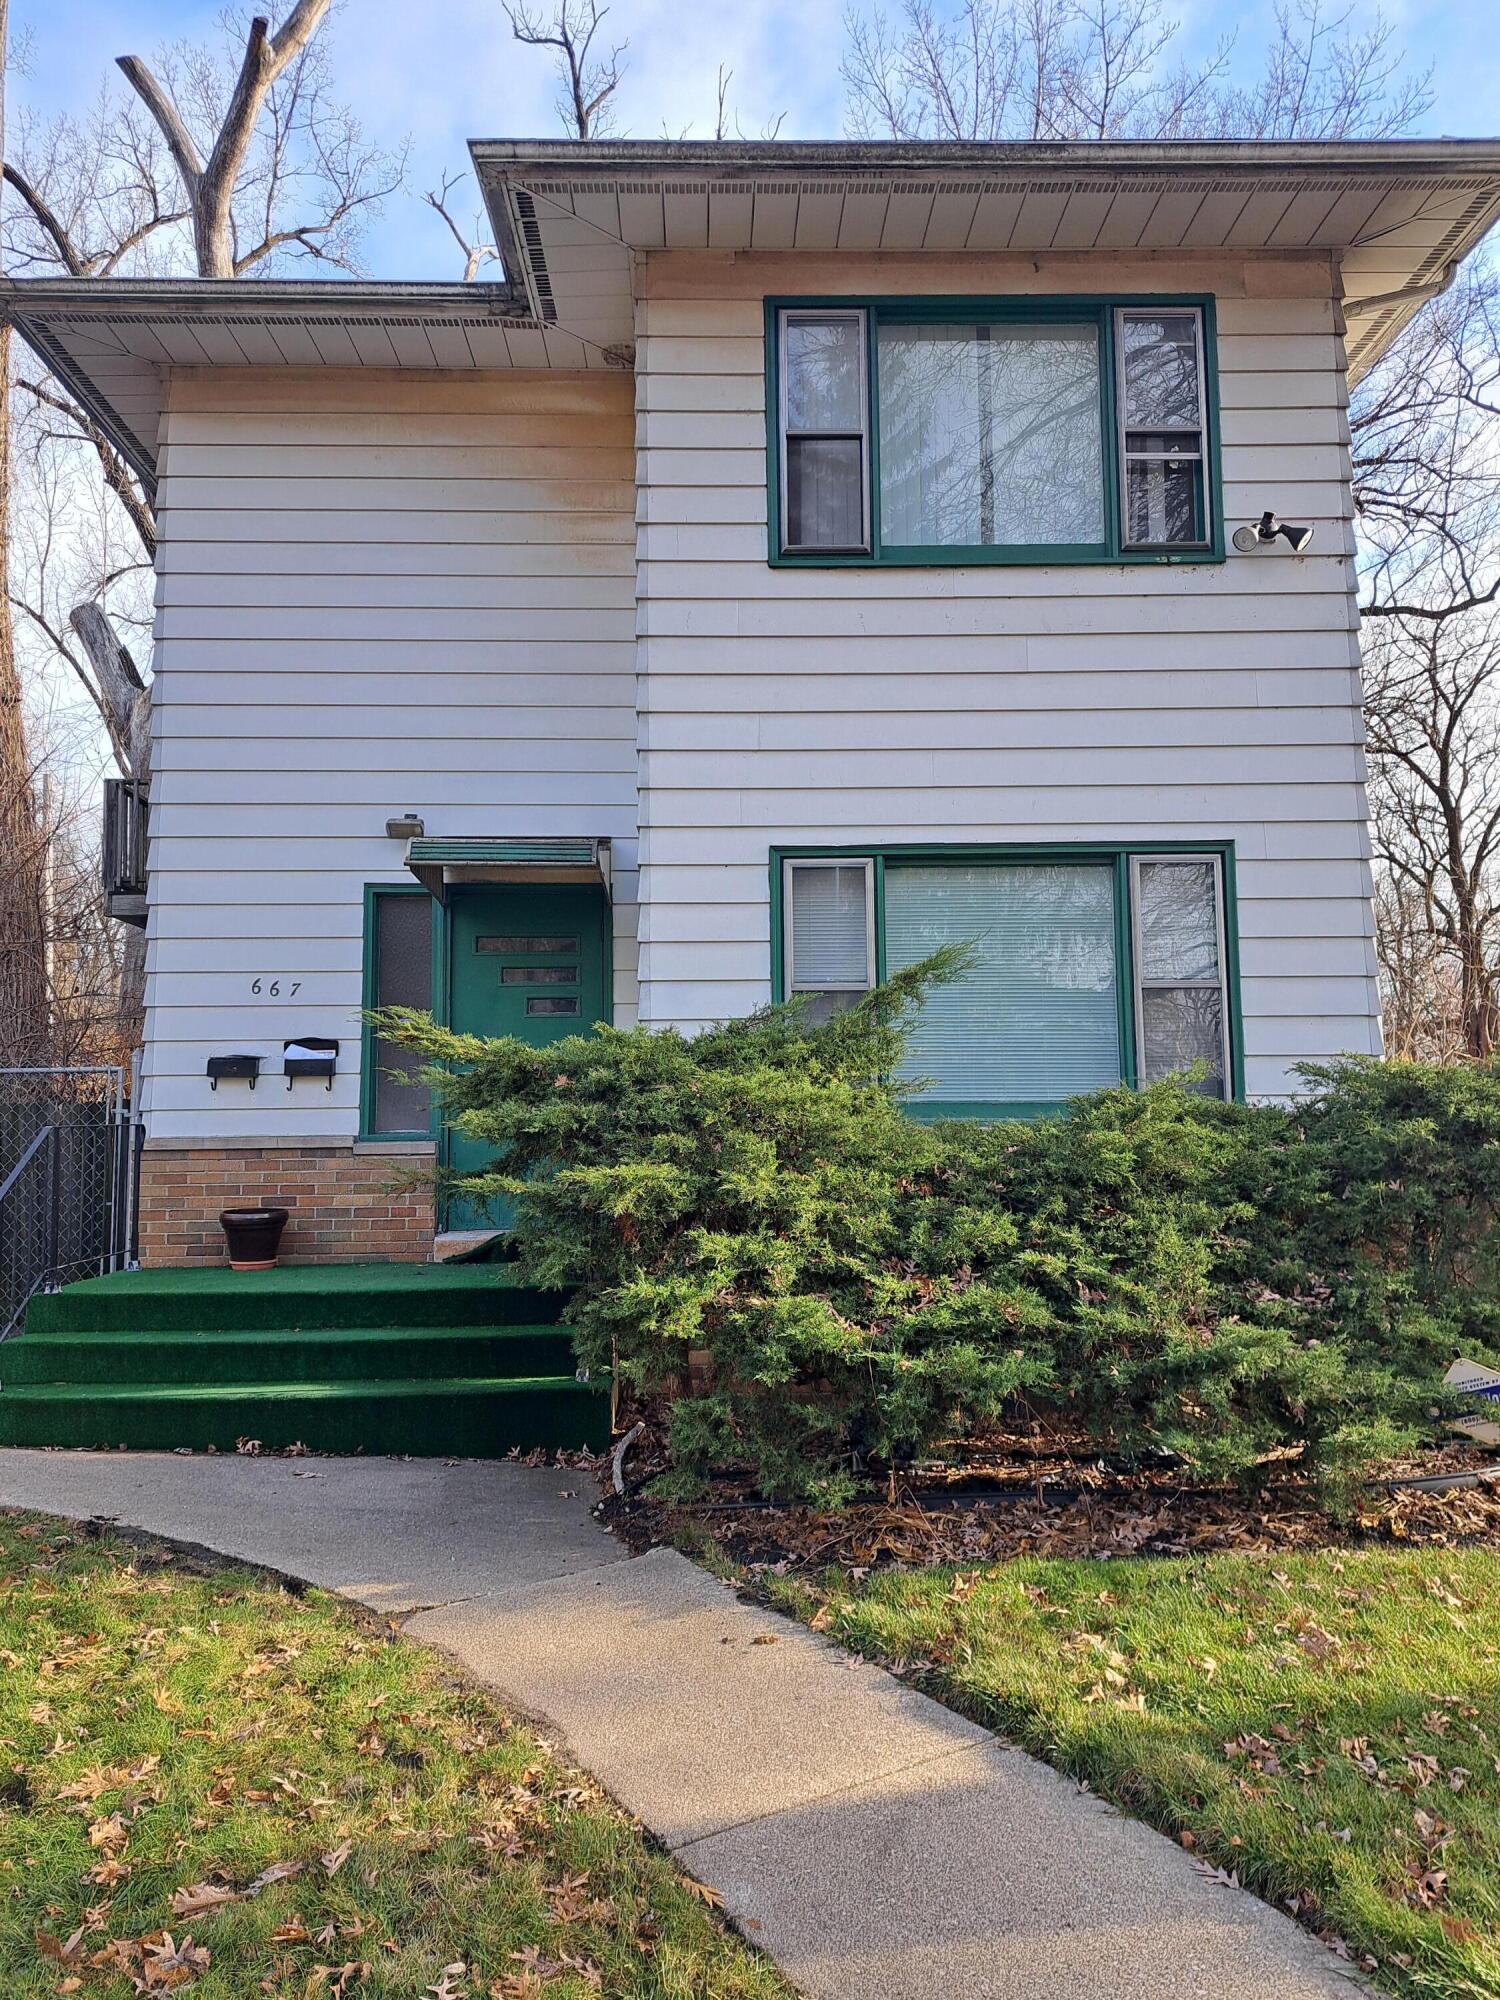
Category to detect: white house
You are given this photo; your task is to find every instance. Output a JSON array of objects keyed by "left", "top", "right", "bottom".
[{"left": 10, "top": 136, "right": 1500, "bottom": 1266}]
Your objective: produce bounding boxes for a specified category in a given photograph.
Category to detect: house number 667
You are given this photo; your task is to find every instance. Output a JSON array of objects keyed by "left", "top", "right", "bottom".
[{"left": 250, "top": 979, "right": 302, "bottom": 996}]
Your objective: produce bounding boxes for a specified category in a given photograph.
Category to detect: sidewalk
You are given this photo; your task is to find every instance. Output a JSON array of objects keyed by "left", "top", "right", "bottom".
[{"left": 0, "top": 1449, "right": 1362, "bottom": 2000}]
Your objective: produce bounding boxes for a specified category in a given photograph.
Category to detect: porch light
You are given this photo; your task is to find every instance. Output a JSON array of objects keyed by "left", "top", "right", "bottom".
[
  {"left": 385, "top": 811, "right": 425, "bottom": 840},
  {"left": 1233, "top": 512, "right": 1313, "bottom": 554}
]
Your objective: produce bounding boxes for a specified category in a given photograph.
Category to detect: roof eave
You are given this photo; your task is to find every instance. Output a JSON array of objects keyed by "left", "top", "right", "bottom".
[{"left": 471, "top": 135, "right": 1500, "bottom": 177}]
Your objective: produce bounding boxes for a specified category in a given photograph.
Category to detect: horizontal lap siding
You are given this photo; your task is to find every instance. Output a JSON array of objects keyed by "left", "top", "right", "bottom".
[
  {"left": 144, "top": 368, "right": 638, "bottom": 1141},
  {"left": 632, "top": 251, "right": 1380, "bottom": 1097}
]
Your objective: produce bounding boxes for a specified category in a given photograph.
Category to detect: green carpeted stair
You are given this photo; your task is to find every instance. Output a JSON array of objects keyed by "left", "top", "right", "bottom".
[{"left": 0, "top": 1265, "right": 610, "bottom": 1456}]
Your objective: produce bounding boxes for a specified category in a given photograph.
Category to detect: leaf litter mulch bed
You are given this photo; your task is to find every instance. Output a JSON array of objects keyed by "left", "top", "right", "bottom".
[{"left": 599, "top": 1421, "right": 1500, "bottom": 1577}]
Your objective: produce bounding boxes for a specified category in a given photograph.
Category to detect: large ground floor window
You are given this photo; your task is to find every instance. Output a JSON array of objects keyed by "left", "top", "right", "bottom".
[{"left": 775, "top": 843, "right": 1240, "bottom": 1116}]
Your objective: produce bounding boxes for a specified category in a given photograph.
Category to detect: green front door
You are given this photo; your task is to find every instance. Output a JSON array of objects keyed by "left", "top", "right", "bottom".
[{"left": 444, "top": 884, "right": 609, "bottom": 1232}]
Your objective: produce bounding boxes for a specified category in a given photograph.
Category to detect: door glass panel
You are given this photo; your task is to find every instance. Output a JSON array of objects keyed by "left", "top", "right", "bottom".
[
  {"left": 884, "top": 864, "right": 1120, "bottom": 1103},
  {"left": 370, "top": 893, "right": 432, "bottom": 1134},
  {"left": 500, "top": 965, "right": 577, "bottom": 985},
  {"left": 476, "top": 935, "right": 578, "bottom": 954},
  {"left": 526, "top": 996, "right": 580, "bottom": 1016}
]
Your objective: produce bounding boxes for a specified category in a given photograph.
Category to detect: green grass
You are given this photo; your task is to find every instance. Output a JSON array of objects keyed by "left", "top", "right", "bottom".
[
  {"left": 0, "top": 1511, "right": 791, "bottom": 2000},
  {"left": 762, "top": 1547, "right": 1500, "bottom": 2000}
]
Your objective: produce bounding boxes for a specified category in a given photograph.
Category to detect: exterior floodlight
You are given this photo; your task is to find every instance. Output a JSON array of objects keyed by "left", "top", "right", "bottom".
[
  {"left": 1232, "top": 511, "right": 1313, "bottom": 554},
  {"left": 385, "top": 811, "right": 425, "bottom": 840}
]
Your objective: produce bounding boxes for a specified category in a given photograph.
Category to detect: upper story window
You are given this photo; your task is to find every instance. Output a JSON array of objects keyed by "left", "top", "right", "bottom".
[{"left": 769, "top": 298, "right": 1218, "bottom": 566}]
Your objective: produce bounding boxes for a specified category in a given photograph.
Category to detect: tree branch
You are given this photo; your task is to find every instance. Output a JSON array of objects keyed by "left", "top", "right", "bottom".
[{"left": 0, "top": 161, "right": 86, "bottom": 274}]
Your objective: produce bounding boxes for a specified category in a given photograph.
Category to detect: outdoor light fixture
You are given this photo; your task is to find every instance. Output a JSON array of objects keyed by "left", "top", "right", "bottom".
[
  {"left": 1232, "top": 511, "right": 1314, "bottom": 554},
  {"left": 385, "top": 811, "right": 425, "bottom": 840}
]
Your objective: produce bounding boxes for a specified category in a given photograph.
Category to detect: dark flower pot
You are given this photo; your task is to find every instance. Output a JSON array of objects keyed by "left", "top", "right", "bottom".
[{"left": 219, "top": 1206, "right": 289, "bottom": 1271}]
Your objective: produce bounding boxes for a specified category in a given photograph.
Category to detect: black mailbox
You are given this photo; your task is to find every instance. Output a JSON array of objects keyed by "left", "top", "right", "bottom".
[
  {"left": 207, "top": 1053, "right": 261, "bottom": 1090},
  {"left": 283, "top": 1038, "right": 339, "bottom": 1089}
]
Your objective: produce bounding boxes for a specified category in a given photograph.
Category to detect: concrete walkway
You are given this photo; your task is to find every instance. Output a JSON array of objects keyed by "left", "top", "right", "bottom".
[{"left": 0, "top": 1449, "right": 1362, "bottom": 2000}]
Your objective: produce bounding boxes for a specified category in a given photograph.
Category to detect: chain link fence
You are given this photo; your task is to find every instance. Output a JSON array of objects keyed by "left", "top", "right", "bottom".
[{"left": 0, "top": 1067, "right": 141, "bottom": 1339}]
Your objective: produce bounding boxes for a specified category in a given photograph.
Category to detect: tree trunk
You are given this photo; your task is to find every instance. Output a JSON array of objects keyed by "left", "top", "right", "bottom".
[
  {"left": 0, "top": 324, "right": 51, "bottom": 1066},
  {"left": 0, "top": 0, "right": 50, "bottom": 1068}
]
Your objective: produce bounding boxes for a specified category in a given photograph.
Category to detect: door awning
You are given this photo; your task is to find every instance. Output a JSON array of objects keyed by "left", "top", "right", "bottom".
[{"left": 406, "top": 836, "right": 612, "bottom": 902}]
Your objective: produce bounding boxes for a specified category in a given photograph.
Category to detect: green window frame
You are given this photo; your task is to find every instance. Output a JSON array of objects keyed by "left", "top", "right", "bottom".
[
  {"left": 765, "top": 295, "right": 1224, "bottom": 568},
  {"left": 359, "top": 883, "right": 442, "bottom": 1141},
  {"left": 770, "top": 841, "right": 1244, "bottom": 1117}
]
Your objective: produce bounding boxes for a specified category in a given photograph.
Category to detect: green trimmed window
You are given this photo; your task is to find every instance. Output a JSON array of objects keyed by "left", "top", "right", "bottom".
[
  {"left": 361, "top": 887, "right": 435, "bottom": 1138},
  {"left": 768, "top": 298, "right": 1219, "bottom": 565},
  {"left": 778, "top": 846, "right": 1238, "bottom": 1116}
]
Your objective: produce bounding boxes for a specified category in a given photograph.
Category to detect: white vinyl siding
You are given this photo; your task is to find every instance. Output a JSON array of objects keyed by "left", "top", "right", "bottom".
[
  {"left": 632, "top": 251, "right": 1381, "bottom": 1098},
  {"left": 142, "top": 367, "right": 638, "bottom": 1140}
]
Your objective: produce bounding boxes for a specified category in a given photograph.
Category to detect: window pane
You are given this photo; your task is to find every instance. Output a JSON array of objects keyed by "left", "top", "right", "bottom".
[
  {"left": 877, "top": 322, "right": 1105, "bottom": 547},
  {"left": 798, "top": 990, "right": 863, "bottom": 1026},
  {"left": 785, "top": 316, "right": 864, "bottom": 431},
  {"left": 790, "top": 864, "right": 870, "bottom": 988},
  {"left": 1140, "top": 986, "right": 1225, "bottom": 1094},
  {"left": 1121, "top": 313, "right": 1202, "bottom": 429},
  {"left": 1125, "top": 454, "right": 1203, "bottom": 545},
  {"left": 1136, "top": 861, "right": 1220, "bottom": 983},
  {"left": 786, "top": 437, "right": 864, "bottom": 548},
  {"left": 885, "top": 864, "right": 1120, "bottom": 1103},
  {"left": 372, "top": 893, "right": 432, "bottom": 1133}
]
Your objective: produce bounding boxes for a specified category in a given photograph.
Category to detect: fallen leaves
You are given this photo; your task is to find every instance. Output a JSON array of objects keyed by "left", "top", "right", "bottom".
[{"left": 171, "top": 1856, "right": 305, "bottom": 1918}]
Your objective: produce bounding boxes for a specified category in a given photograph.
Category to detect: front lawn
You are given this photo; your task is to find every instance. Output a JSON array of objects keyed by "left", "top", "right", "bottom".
[
  {"left": 763, "top": 1547, "right": 1500, "bottom": 1999},
  {"left": 0, "top": 1511, "right": 791, "bottom": 2000}
]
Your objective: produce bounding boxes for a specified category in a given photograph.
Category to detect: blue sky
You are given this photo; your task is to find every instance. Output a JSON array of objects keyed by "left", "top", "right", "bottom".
[{"left": 11, "top": 0, "right": 1500, "bottom": 278}]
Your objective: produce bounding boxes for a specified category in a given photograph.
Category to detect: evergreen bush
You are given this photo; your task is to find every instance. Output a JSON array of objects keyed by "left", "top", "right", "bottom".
[{"left": 370, "top": 976, "right": 1499, "bottom": 1506}]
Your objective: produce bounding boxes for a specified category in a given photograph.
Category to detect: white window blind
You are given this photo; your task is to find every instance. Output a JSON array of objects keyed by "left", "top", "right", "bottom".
[
  {"left": 884, "top": 864, "right": 1121, "bottom": 1104},
  {"left": 786, "top": 860, "right": 874, "bottom": 1023}
]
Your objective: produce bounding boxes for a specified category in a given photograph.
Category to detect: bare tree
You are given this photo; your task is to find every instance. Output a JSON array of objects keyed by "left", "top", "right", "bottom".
[
  {"left": 2, "top": 4, "right": 405, "bottom": 1051},
  {"left": 1363, "top": 610, "right": 1500, "bottom": 1060},
  {"left": 424, "top": 169, "right": 500, "bottom": 283},
  {"left": 1352, "top": 262, "right": 1500, "bottom": 625},
  {"left": 842, "top": 0, "right": 1431, "bottom": 143},
  {"left": 505, "top": 0, "right": 625, "bottom": 140},
  {"left": 0, "top": 0, "right": 52, "bottom": 1066}
]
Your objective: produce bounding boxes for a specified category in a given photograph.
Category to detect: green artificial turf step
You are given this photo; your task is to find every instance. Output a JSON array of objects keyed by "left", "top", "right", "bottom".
[
  {"left": 0, "top": 1323, "right": 577, "bottom": 1387},
  {"left": 0, "top": 1374, "right": 610, "bottom": 1456},
  {"left": 24, "top": 1263, "right": 568, "bottom": 1336}
]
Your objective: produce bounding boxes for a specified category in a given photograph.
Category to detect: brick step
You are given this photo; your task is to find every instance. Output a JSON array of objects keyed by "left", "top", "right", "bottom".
[
  {"left": 25, "top": 1263, "right": 562, "bottom": 1336},
  {"left": 0, "top": 1375, "right": 610, "bottom": 1456},
  {"left": 0, "top": 1323, "right": 577, "bottom": 1387}
]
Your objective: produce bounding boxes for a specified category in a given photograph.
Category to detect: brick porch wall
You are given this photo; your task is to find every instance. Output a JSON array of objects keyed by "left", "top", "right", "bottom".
[{"left": 137, "top": 1144, "right": 436, "bottom": 1266}]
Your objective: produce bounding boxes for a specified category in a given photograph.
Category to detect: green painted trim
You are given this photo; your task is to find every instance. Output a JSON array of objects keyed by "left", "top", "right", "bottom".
[
  {"left": 765, "top": 293, "right": 1225, "bottom": 569},
  {"left": 1113, "top": 852, "right": 1138, "bottom": 1090},
  {"left": 769, "top": 839, "right": 1244, "bottom": 1114},
  {"left": 1222, "top": 842, "right": 1247, "bottom": 1102},
  {"left": 359, "top": 883, "right": 437, "bottom": 1143}
]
